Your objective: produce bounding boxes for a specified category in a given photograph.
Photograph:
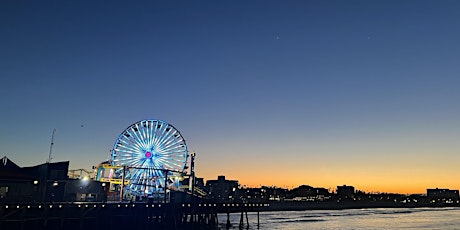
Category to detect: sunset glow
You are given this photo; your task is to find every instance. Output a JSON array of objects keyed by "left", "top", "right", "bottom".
[{"left": 2, "top": 1, "right": 460, "bottom": 195}]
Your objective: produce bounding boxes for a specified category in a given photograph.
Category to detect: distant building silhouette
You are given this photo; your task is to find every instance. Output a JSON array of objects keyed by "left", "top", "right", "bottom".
[
  {"left": 337, "top": 185, "right": 355, "bottom": 199},
  {"left": 205, "top": 175, "right": 238, "bottom": 202},
  {"left": 427, "top": 188, "right": 459, "bottom": 204},
  {"left": 263, "top": 186, "right": 288, "bottom": 201},
  {"left": 288, "top": 185, "right": 331, "bottom": 201},
  {"left": 239, "top": 187, "right": 266, "bottom": 202}
]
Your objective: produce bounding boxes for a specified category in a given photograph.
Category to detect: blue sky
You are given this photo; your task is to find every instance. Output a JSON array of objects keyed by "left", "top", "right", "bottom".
[{"left": 1, "top": 1, "right": 460, "bottom": 193}]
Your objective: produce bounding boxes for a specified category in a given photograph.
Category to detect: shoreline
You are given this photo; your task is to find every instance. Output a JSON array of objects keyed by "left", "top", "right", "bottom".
[{"left": 264, "top": 200, "right": 460, "bottom": 212}]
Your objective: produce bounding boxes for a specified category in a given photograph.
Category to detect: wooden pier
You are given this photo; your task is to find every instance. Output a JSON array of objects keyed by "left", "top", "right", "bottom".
[{"left": 0, "top": 202, "right": 269, "bottom": 229}]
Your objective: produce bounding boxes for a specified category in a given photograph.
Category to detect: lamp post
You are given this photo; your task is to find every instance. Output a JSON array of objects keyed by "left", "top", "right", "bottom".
[
  {"left": 119, "top": 166, "right": 126, "bottom": 202},
  {"left": 190, "top": 152, "right": 196, "bottom": 200},
  {"left": 164, "top": 169, "right": 169, "bottom": 203}
]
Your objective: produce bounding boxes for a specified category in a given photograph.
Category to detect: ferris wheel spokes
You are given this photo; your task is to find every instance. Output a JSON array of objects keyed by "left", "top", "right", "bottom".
[{"left": 110, "top": 119, "right": 188, "bottom": 198}]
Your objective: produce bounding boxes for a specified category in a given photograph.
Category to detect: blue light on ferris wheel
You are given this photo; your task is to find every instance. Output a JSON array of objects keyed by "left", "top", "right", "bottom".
[{"left": 110, "top": 119, "right": 188, "bottom": 196}]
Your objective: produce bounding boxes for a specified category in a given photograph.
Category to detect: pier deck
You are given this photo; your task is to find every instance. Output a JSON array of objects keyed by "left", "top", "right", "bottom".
[{"left": 0, "top": 202, "right": 269, "bottom": 229}]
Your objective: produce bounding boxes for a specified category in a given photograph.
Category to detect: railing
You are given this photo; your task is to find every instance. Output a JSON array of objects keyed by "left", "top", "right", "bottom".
[{"left": 0, "top": 202, "right": 269, "bottom": 230}]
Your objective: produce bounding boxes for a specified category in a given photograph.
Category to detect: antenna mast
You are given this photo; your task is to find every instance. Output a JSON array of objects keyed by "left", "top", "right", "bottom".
[{"left": 48, "top": 128, "right": 56, "bottom": 163}]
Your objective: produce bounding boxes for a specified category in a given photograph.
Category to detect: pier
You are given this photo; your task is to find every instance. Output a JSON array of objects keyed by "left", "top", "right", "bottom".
[{"left": 0, "top": 202, "right": 269, "bottom": 229}]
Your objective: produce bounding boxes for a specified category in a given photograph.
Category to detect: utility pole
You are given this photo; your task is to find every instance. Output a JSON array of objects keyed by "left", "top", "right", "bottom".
[
  {"left": 189, "top": 152, "right": 196, "bottom": 222},
  {"left": 164, "top": 169, "right": 169, "bottom": 203},
  {"left": 190, "top": 152, "right": 196, "bottom": 198}
]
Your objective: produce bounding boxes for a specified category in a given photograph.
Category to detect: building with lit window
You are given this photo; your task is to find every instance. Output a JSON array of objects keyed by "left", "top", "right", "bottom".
[
  {"left": 427, "top": 188, "right": 459, "bottom": 203},
  {"left": 289, "top": 185, "right": 331, "bottom": 201},
  {"left": 205, "top": 175, "right": 239, "bottom": 202},
  {"left": 0, "top": 156, "right": 106, "bottom": 202}
]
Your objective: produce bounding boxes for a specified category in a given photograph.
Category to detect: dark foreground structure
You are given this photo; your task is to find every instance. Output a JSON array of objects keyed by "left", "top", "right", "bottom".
[
  {"left": 0, "top": 157, "right": 107, "bottom": 203},
  {"left": 3, "top": 200, "right": 459, "bottom": 230},
  {"left": 0, "top": 202, "right": 269, "bottom": 230}
]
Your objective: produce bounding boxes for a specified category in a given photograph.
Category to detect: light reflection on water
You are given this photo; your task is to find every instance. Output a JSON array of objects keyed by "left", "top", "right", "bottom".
[{"left": 218, "top": 207, "right": 460, "bottom": 229}]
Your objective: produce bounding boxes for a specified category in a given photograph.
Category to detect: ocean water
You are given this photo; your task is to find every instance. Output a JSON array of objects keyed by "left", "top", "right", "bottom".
[{"left": 218, "top": 207, "right": 460, "bottom": 229}]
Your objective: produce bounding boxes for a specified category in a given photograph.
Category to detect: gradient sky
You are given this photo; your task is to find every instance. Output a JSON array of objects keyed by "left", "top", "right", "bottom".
[{"left": 1, "top": 1, "right": 460, "bottom": 194}]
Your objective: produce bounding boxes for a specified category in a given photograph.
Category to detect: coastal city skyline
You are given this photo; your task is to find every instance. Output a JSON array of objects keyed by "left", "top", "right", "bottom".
[{"left": 2, "top": 1, "right": 460, "bottom": 194}]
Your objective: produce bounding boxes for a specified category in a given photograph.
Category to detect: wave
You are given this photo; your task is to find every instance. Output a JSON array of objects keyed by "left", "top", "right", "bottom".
[
  {"left": 282, "top": 219, "right": 325, "bottom": 223},
  {"left": 296, "top": 208, "right": 417, "bottom": 218},
  {"left": 311, "top": 207, "right": 452, "bottom": 217},
  {"left": 264, "top": 207, "right": 460, "bottom": 226},
  {"left": 301, "top": 214, "right": 328, "bottom": 218},
  {"left": 271, "top": 217, "right": 291, "bottom": 220}
]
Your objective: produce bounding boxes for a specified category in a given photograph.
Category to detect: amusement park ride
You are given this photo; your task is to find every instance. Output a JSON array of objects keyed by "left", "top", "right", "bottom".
[
  {"left": 0, "top": 119, "right": 266, "bottom": 229},
  {"left": 95, "top": 119, "right": 201, "bottom": 202}
]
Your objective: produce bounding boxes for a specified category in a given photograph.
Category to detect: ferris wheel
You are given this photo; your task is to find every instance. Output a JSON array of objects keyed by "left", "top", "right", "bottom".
[{"left": 110, "top": 119, "right": 188, "bottom": 197}]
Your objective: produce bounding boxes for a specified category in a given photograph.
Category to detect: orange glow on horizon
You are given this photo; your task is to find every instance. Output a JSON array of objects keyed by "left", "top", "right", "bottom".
[
  {"left": 195, "top": 146, "right": 460, "bottom": 195},
  {"left": 204, "top": 176, "right": 458, "bottom": 195},
  {"left": 199, "top": 164, "right": 460, "bottom": 195}
]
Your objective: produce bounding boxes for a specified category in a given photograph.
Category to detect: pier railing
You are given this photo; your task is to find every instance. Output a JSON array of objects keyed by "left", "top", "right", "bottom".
[{"left": 0, "top": 202, "right": 269, "bottom": 229}]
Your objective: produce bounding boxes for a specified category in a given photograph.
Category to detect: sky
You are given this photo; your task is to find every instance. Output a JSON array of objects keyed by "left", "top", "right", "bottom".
[{"left": 1, "top": 0, "right": 460, "bottom": 194}]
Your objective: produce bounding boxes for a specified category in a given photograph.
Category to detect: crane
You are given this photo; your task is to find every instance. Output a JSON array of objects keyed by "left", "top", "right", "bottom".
[{"left": 47, "top": 128, "right": 56, "bottom": 163}]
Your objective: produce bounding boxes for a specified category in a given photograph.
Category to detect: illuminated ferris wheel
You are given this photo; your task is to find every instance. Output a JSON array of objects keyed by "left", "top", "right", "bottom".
[{"left": 110, "top": 119, "right": 188, "bottom": 197}]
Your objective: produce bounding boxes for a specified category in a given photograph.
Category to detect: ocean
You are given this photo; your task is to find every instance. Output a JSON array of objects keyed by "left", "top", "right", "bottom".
[{"left": 218, "top": 207, "right": 460, "bottom": 229}]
